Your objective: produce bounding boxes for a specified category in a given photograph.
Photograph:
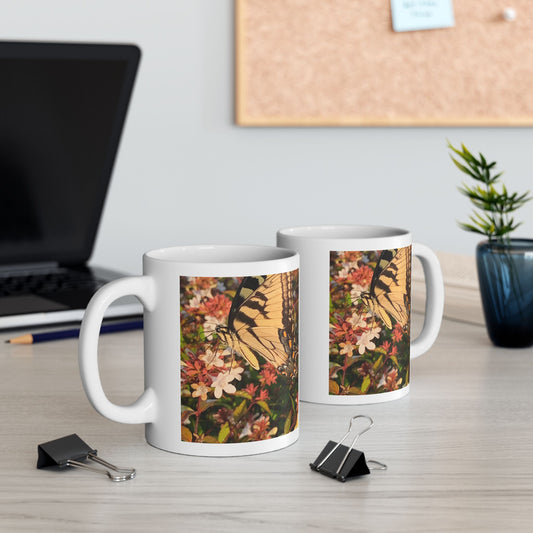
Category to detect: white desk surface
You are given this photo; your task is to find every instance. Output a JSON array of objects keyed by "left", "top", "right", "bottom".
[{"left": 1, "top": 316, "right": 532, "bottom": 532}]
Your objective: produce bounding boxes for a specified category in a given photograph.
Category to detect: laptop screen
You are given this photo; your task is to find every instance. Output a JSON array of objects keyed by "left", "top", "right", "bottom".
[{"left": 0, "top": 42, "right": 140, "bottom": 266}]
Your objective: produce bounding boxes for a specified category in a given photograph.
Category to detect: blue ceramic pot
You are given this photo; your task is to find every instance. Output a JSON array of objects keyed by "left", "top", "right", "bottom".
[{"left": 476, "top": 239, "right": 533, "bottom": 348}]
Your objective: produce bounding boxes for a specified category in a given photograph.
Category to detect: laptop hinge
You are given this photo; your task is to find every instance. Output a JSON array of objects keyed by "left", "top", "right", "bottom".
[{"left": 0, "top": 262, "right": 61, "bottom": 276}]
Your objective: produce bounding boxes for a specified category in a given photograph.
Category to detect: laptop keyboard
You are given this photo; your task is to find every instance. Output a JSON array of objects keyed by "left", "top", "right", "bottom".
[{"left": 0, "top": 269, "right": 106, "bottom": 297}]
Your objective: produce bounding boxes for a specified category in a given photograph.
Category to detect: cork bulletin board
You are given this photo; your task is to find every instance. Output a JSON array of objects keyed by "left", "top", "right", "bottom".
[{"left": 235, "top": 0, "right": 533, "bottom": 126}]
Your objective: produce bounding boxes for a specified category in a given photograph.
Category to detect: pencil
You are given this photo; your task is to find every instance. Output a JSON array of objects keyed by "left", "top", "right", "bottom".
[{"left": 5, "top": 319, "right": 143, "bottom": 345}]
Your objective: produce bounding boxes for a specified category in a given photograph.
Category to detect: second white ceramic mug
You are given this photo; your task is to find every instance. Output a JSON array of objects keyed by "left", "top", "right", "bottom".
[{"left": 277, "top": 225, "right": 444, "bottom": 404}]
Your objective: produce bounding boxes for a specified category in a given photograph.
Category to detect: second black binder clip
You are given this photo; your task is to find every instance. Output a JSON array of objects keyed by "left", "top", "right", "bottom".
[
  {"left": 37, "top": 434, "right": 136, "bottom": 482},
  {"left": 310, "top": 415, "right": 387, "bottom": 482}
]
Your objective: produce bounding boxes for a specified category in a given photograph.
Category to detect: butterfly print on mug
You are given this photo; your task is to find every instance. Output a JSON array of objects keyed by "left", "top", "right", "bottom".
[
  {"left": 180, "top": 271, "right": 298, "bottom": 444},
  {"left": 215, "top": 273, "right": 297, "bottom": 376},
  {"left": 329, "top": 248, "right": 411, "bottom": 396}
]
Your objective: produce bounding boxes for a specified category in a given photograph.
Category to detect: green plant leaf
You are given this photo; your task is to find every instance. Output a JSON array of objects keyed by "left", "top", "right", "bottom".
[
  {"left": 181, "top": 426, "right": 193, "bottom": 442},
  {"left": 460, "top": 143, "right": 477, "bottom": 163},
  {"left": 329, "top": 380, "right": 340, "bottom": 395},
  {"left": 233, "top": 399, "right": 247, "bottom": 419},
  {"left": 284, "top": 412, "right": 292, "bottom": 434},
  {"left": 449, "top": 141, "right": 530, "bottom": 241},
  {"left": 451, "top": 157, "right": 478, "bottom": 180},
  {"left": 345, "top": 357, "right": 359, "bottom": 369},
  {"left": 218, "top": 422, "right": 230, "bottom": 443},
  {"left": 361, "top": 375, "right": 371, "bottom": 394},
  {"left": 257, "top": 400, "right": 272, "bottom": 414}
]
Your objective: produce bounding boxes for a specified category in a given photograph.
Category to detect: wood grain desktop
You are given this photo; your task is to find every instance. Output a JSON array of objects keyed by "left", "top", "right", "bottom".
[{"left": 1, "top": 311, "right": 532, "bottom": 531}]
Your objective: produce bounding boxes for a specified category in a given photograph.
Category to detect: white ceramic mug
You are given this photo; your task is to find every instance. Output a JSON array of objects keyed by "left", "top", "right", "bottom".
[
  {"left": 276, "top": 225, "right": 444, "bottom": 404},
  {"left": 79, "top": 245, "right": 299, "bottom": 456}
]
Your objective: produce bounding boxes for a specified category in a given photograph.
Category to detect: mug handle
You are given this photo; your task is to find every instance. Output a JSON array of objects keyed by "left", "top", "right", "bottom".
[
  {"left": 410, "top": 243, "right": 445, "bottom": 359},
  {"left": 78, "top": 276, "right": 158, "bottom": 424}
]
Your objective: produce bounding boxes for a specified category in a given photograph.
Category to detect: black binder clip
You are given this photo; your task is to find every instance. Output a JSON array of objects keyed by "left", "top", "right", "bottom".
[
  {"left": 310, "top": 415, "right": 387, "bottom": 482},
  {"left": 37, "top": 434, "right": 136, "bottom": 482}
]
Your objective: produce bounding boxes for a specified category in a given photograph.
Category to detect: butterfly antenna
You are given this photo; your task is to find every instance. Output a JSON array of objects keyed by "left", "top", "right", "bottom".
[
  {"left": 209, "top": 335, "right": 220, "bottom": 353},
  {"left": 229, "top": 348, "right": 235, "bottom": 373},
  {"left": 205, "top": 348, "right": 218, "bottom": 366},
  {"left": 368, "top": 300, "right": 377, "bottom": 330}
]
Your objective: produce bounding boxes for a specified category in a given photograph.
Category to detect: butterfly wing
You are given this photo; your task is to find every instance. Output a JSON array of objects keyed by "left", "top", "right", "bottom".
[
  {"left": 223, "top": 273, "right": 296, "bottom": 372},
  {"left": 367, "top": 247, "right": 410, "bottom": 329}
]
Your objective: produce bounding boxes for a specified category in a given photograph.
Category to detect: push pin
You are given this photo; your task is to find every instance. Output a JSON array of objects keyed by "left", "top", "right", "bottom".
[
  {"left": 37, "top": 434, "right": 136, "bottom": 482},
  {"left": 503, "top": 7, "right": 516, "bottom": 22},
  {"left": 310, "top": 415, "right": 386, "bottom": 482}
]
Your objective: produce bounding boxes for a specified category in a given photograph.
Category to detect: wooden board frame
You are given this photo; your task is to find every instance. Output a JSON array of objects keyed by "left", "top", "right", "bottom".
[{"left": 235, "top": 0, "right": 533, "bottom": 126}]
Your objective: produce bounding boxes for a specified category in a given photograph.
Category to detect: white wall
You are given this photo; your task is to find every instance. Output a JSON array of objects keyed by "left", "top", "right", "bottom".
[{"left": 3, "top": 0, "right": 533, "bottom": 275}]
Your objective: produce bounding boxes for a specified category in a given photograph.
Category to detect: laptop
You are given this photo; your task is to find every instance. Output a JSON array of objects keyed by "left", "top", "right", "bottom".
[{"left": 0, "top": 41, "right": 143, "bottom": 330}]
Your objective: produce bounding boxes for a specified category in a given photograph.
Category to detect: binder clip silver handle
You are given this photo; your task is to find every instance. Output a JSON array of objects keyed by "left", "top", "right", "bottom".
[
  {"left": 37, "top": 434, "right": 136, "bottom": 482},
  {"left": 310, "top": 415, "right": 387, "bottom": 482},
  {"left": 67, "top": 453, "right": 136, "bottom": 482},
  {"left": 316, "top": 415, "right": 374, "bottom": 475}
]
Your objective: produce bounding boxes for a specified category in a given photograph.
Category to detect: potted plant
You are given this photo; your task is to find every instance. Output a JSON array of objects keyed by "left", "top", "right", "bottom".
[{"left": 448, "top": 141, "right": 533, "bottom": 348}]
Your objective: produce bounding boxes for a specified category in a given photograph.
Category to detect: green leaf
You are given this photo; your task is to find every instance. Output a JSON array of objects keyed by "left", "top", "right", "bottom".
[
  {"left": 460, "top": 143, "right": 477, "bottom": 163},
  {"left": 233, "top": 399, "right": 247, "bottom": 419},
  {"left": 361, "top": 375, "right": 371, "bottom": 394},
  {"left": 198, "top": 324, "right": 205, "bottom": 341},
  {"left": 451, "top": 157, "right": 479, "bottom": 180},
  {"left": 329, "top": 380, "right": 340, "bottom": 395},
  {"left": 256, "top": 400, "right": 272, "bottom": 414},
  {"left": 457, "top": 223, "right": 487, "bottom": 236},
  {"left": 284, "top": 412, "right": 292, "bottom": 435},
  {"left": 181, "top": 426, "right": 193, "bottom": 442},
  {"left": 448, "top": 140, "right": 474, "bottom": 164},
  {"left": 345, "top": 357, "right": 359, "bottom": 369},
  {"left": 218, "top": 422, "right": 230, "bottom": 443},
  {"left": 449, "top": 141, "right": 529, "bottom": 241}
]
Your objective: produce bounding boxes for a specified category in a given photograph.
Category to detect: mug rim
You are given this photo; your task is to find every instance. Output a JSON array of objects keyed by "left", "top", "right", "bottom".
[
  {"left": 145, "top": 244, "right": 297, "bottom": 264},
  {"left": 277, "top": 224, "right": 411, "bottom": 240}
]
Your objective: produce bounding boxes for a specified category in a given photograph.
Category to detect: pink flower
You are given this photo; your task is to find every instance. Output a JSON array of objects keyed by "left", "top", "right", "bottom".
[
  {"left": 392, "top": 323, "right": 403, "bottom": 343},
  {"left": 260, "top": 366, "right": 277, "bottom": 386},
  {"left": 257, "top": 389, "right": 269, "bottom": 401},
  {"left": 191, "top": 382, "right": 210, "bottom": 401},
  {"left": 199, "top": 349, "right": 225, "bottom": 369},
  {"left": 199, "top": 293, "right": 232, "bottom": 319},
  {"left": 211, "top": 372, "right": 237, "bottom": 399},
  {"left": 244, "top": 383, "right": 258, "bottom": 397},
  {"left": 227, "top": 366, "right": 244, "bottom": 381},
  {"left": 340, "top": 341, "right": 356, "bottom": 357},
  {"left": 331, "top": 321, "right": 356, "bottom": 343},
  {"left": 381, "top": 368, "right": 399, "bottom": 391},
  {"left": 356, "top": 331, "right": 377, "bottom": 355},
  {"left": 348, "top": 265, "right": 374, "bottom": 286}
]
